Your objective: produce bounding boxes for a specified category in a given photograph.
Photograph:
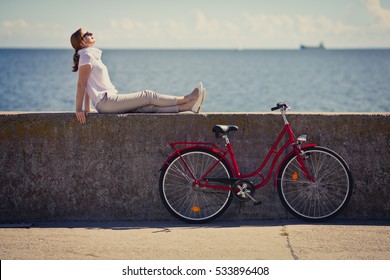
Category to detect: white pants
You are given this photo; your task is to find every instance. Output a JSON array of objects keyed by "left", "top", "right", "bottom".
[{"left": 95, "top": 90, "right": 179, "bottom": 113}]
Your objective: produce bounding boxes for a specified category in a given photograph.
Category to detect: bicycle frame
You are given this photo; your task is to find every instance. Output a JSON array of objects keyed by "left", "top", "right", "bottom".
[{"left": 162, "top": 110, "right": 316, "bottom": 191}]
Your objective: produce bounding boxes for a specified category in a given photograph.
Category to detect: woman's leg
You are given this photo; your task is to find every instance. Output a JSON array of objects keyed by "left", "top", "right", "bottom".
[
  {"left": 131, "top": 104, "right": 179, "bottom": 113},
  {"left": 96, "top": 88, "right": 199, "bottom": 113}
]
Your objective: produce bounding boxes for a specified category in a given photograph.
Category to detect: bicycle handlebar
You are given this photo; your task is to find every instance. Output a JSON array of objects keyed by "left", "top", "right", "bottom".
[{"left": 271, "top": 102, "right": 290, "bottom": 111}]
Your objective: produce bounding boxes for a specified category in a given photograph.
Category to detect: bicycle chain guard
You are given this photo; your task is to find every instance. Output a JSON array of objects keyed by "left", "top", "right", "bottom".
[{"left": 232, "top": 179, "right": 255, "bottom": 202}]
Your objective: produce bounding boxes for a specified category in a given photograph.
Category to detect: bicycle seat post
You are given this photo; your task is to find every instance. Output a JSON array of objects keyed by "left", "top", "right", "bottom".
[{"left": 222, "top": 134, "right": 230, "bottom": 145}]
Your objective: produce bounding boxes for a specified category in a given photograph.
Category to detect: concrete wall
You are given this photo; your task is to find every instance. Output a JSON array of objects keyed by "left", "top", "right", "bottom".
[{"left": 1, "top": 112, "right": 389, "bottom": 222}]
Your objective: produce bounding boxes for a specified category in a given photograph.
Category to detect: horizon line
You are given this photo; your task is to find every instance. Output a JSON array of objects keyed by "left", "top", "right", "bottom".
[{"left": 1, "top": 46, "right": 390, "bottom": 51}]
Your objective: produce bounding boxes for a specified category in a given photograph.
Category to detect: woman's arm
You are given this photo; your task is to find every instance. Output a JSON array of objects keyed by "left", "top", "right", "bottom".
[
  {"left": 84, "top": 92, "right": 91, "bottom": 112},
  {"left": 75, "top": 64, "right": 91, "bottom": 123}
]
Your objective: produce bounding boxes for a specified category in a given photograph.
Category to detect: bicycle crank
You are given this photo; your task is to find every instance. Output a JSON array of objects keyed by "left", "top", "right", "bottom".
[{"left": 232, "top": 179, "right": 262, "bottom": 205}]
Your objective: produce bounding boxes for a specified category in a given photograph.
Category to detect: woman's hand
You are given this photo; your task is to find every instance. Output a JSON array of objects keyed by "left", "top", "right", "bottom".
[{"left": 75, "top": 111, "right": 87, "bottom": 124}]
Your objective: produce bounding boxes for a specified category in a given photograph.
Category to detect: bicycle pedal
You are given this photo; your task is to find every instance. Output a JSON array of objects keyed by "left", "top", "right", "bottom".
[{"left": 253, "top": 201, "right": 262, "bottom": 206}]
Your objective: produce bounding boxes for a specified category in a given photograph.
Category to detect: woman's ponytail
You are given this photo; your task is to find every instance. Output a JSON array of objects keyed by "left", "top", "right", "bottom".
[
  {"left": 72, "top": 51, "right": 80, "bottom": 72},
  {"left": 70, "top": 28, "right": 83, "bottom": 72}
]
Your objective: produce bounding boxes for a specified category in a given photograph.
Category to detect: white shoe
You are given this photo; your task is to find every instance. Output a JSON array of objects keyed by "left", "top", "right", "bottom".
[
  {"left": 191, "top": 82, "right": 206, "bottom": 113},
  {"left": 198, "top": 87, "right": 206, "bottom": 112}
]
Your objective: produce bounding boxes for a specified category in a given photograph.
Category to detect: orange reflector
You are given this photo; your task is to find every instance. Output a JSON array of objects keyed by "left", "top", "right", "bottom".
[
  {"left": 191, "top": 206, "right": 201, "bottom": 212},
  {"left": 292, "top": 172, "right": 299, "bottom": 181}
]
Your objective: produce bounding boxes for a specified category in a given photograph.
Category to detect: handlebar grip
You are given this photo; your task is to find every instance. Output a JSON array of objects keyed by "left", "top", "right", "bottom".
[{"left": 271, "top": 106, "right": 279, "bottom": 111}]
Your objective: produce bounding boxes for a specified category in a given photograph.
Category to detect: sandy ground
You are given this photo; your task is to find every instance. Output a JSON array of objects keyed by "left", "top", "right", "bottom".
[{"left": 1, "top": 220, "right": 390, "bottom": 260}]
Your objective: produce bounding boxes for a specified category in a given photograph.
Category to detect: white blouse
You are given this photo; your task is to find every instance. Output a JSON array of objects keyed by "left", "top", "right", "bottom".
[{"left": 78, "top": 47, "right": 118, "bottom": 106}]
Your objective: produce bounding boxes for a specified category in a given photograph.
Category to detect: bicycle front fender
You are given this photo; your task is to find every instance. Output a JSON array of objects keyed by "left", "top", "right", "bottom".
[{"left": 273, "top": 144, "right": 317, "bottom": 187}]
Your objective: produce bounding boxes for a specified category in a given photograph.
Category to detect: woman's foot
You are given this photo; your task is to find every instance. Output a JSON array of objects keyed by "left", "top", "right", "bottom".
[
  {"left": 178, "top": 82, "right": 206, "bottom": 113},
  {"left": 176, "top": 87, "right": 199, "bottom": 105},
  {"left": 178, "top": 93, "right": 199, "bottom": 111},
  {"left": 182, "top": 87, "right": 199, "bottom": 104}
]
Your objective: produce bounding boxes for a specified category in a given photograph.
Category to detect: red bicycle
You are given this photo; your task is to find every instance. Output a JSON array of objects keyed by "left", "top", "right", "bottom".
[{"left": 159, "top": 102, "right": 353, "bottom": 223}]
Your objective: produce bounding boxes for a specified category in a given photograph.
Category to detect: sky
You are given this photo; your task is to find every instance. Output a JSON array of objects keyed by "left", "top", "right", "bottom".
[{"left": 0, "top": 0, "right": 389, "bottom": 49}]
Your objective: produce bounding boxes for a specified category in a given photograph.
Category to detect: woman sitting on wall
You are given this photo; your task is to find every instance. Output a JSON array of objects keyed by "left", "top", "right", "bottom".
[{"left": 70, "top": 28, "right": 206, "bottom": 124}]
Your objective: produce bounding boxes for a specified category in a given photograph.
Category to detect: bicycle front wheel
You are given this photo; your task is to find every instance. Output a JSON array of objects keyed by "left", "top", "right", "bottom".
[
  {"left": 277, "top": 146, "right": 353, "bottom": 222},
  {"left": 159, "top": 148, "right": 233, "bottom": 223}
]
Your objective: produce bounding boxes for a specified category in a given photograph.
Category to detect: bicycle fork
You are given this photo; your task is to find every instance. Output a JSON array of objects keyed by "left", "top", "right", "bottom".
[{"left": 294, "top": 135, "right": 316, "bottom": 183}]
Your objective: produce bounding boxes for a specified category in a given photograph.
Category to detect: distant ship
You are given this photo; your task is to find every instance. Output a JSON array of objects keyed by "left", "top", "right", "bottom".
[
  {"left": 300, "top": 42, "right": 325, "bottom": 50},
  {"left": 235, "top": 43, "right": 243, "bottom": 52}
]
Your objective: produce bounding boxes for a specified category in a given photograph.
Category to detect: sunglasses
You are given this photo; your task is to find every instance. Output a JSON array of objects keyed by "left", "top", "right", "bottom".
[{"left": 82, "top": 31, "right": 93, "bottom": 38}]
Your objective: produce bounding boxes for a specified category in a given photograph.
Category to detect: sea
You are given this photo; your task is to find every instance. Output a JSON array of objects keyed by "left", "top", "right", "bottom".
[{"left": 0, "top": 48, "right": 389, "bottom": 113}]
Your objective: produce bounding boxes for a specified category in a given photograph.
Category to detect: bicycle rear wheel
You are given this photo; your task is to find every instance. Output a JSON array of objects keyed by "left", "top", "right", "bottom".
[
  {"left": 159, "top": 148, "right": 233, "bottom": 223},
  {"left": 277, "top": 146, "right": 353, "bottom": 222}
]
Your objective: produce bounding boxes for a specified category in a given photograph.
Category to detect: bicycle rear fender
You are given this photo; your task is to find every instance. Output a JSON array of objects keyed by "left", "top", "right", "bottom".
[
  {"left": 273, "top": 144, "right": 317, "bottom": 187},
  {"left": 160, "top": 144, "right": 225, "bottom": 171}
]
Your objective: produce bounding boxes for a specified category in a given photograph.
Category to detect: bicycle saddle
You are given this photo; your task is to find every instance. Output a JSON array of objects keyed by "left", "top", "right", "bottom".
[{"left": 212, "top": 125, "right": 238, "bottom": 138}]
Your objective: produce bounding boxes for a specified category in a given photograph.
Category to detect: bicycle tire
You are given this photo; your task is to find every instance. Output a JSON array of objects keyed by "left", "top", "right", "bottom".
[
  {"left": 277, "top": 146, "right": 353, "bottom": 222},
  {"left": 159, "top": 148, "right": 233, "bottom": 223}
]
